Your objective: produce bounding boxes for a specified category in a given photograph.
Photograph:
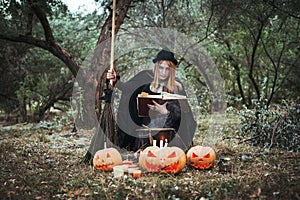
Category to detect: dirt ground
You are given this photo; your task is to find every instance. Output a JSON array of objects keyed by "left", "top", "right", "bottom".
[{"left": 0, "top": 123, "right": 299, "bottom": 200}]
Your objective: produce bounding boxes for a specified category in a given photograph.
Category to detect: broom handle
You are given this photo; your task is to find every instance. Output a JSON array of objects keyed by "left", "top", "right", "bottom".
[{"left": 109, "top": 0, "right": 116, "bottom": 86}]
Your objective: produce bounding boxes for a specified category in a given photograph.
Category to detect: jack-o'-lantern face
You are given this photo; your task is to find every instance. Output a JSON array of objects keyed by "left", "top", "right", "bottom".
[
  {"left": 139, "top": 146, "right": 186, "bottom": 174},
  {"left": 93, "top": 148, "right": 122, "bottom": 172},
  {"left": 187, "top": 146, "right": 216, "bottom": 169},
  {"left": 138, "top": 146, "right": 160, "bottom": 169}
]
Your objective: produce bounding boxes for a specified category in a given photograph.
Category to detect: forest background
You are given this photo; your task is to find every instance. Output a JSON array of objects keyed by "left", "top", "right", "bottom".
[{"left": 0, "top": 0, "right": 299, "bottom": 199}]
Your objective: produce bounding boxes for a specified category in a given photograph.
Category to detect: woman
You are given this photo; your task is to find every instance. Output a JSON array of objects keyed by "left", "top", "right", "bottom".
[
  {"left": 133, "top": 59, "right": 184, "bottom": 131},
  {"left": 107, "top": 50, "right": 196, "bottom": 151}
]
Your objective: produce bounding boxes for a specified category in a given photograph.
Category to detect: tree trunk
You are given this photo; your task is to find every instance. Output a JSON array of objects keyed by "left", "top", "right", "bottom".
[
  {"left": 94, "top": 0, "right": 133, "bottom": 119},
  {"left": 224, "top": 40, "right": 247, "bottom": 106},
  {"left": 81, "top": 0, "right": 133, "bottom": 164},
  {"left": 33, "top": 82, "right": 73, "bottom": 122}
]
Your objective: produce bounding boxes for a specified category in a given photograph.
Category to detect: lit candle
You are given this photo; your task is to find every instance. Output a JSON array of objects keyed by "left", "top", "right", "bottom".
[
  {"left": 164, "top": 139, "right": 168, "bottom": 147},
  {"left": 160, "top": 140, "right": 163, "bottom": 148},
  {"left": 133, "top": 170, "right": 142, "bottom": 179},
  {"left": 153, "top": 140, "right": 157, "bottom": 147}
]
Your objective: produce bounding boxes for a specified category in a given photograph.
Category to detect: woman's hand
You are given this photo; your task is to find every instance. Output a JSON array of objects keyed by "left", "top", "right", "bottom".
[
  {"left": 107, "top": 69, "right": 117, "bottom": 83},
  {"left": 147, "top": 101, "right": 169, "bottom": 115}
]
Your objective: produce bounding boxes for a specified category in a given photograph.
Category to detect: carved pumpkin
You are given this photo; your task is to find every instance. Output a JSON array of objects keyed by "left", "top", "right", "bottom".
[
  {"left": 93, "top": 148, "right": 122, "bottom": 172},
  {"left": 187, "top": 145, "right": 216, "bottom": 169},
  {"left": 138, "top": 146, "right": 160, "bottom": 169},
  {"left": 139, "top": 146, "right": 186, "bottom": 174}
]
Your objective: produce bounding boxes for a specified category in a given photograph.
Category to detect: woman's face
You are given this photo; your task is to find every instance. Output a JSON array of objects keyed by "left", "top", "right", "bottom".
[{"left": 157, "top": 61, "right": 171, "bottom": 81}]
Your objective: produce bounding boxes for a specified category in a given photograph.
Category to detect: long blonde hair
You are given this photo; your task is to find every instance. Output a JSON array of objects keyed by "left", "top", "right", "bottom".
[{"left": 151, "top": 60, "right": 182, "bottom": 94}]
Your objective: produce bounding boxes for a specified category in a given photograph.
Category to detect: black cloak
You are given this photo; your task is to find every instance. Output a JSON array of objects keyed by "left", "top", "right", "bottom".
[{"left": 114, "top": 70, "right": 197, "bottom": 151}]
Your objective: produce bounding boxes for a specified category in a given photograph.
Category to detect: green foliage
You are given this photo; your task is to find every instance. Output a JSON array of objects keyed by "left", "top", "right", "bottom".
[
  {"left": 1, "top": 0, "right": 299, "bottom": 126},
  {"left": 207, "top": 0, "right": 300, "bottom": 106},
  {"left": 14, "top": 48, "right": 69, "bottom": 117},
  {"left": 39, "top": 109, "right": 73, "bottom": 131},
  {"left": 50, "top": 11, "right": 100, "bottom": 61},
  {"left": 238, "top": 100, "right": 300, "bottom": 152},
  {"left": 0, "top": 1, "right": 100, "bottom": 121},
  {"left": 0, "top": 44, "right": 27, "bottom": 113}
]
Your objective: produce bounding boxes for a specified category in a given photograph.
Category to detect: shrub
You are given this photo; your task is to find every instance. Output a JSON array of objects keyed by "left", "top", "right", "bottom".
[{"left": 238, "top": 100, "right": 300, "bottom": 152}]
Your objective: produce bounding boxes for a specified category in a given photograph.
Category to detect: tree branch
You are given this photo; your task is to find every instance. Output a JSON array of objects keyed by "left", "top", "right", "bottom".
[
  {"left": 265, "top": 0, "right": 300, "bottom": 20},
  {"left": 0, "top": 33, "right": 80, "bottom": 76},
  {"left": 28, "top": 0, "right": 55, "bottom": 42},
  {"left": 224, "top": 40, "right": 247, "bottom": 106},
  {"left": 248, "top": 21, "right": 264, "bottom": 100}
]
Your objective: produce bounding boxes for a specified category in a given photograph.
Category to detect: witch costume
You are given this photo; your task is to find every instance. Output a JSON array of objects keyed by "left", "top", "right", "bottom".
[
  {"left": 113, "top": 50, "right": 196, "bottom": 151},
  {"left": 85, "top": 50, "right": 197, "bottom": 162}
]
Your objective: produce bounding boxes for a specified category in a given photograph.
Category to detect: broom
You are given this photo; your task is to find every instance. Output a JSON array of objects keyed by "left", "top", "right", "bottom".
[
  {"left": 82, "top": 0, "right": 117, "bottom": 165},
  {"left": 101, "top": 0, "right": 117, "bottom": 146}
]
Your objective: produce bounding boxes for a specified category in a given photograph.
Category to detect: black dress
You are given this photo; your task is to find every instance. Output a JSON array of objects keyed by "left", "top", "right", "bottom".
[{"left": 115, "top": 70, "right": 196, "bottom": 151}]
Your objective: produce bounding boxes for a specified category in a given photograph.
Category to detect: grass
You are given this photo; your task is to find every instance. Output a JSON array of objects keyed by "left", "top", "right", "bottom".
[{"left": 0, "top": 115, "right": 299, "bottom": 199}]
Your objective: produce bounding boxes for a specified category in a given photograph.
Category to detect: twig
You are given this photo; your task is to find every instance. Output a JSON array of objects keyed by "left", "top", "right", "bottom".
[
  {"left": 238, "top": 135, "right": 261, "bottom": 144},
  {"left": 269, "top": 117, "right": 282, "bottom": 149}
]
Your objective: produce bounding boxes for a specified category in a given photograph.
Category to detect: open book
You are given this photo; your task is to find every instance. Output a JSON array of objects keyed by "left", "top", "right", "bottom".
[{"left": 137, "top": 92, "right": 187, "bottom": 117}]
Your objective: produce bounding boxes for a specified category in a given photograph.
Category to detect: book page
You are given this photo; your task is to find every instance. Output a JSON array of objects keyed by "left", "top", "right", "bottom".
[
  {"left": 161, "top": 92, "right": 187, "bottom": 100},
  {"left": 137, "top": 92, "right": 188, "bottom": 117},
  {"left": 138, "top": 92, "right": 186, "bottom": 100}
]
